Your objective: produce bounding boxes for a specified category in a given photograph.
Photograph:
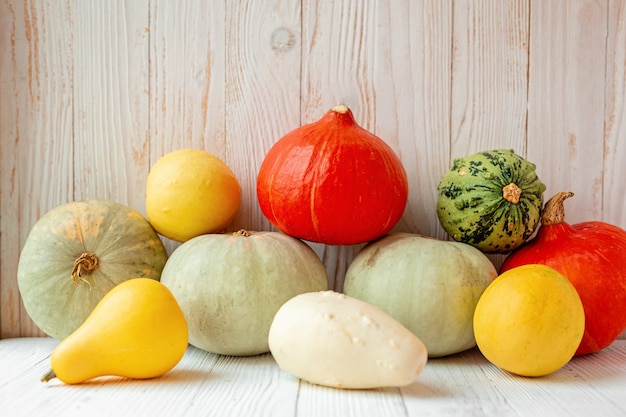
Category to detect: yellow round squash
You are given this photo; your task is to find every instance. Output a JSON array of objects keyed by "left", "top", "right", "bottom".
[
  {"left": 473, "top": 264, "right": 585, "bottom": 377},
  {"left": 146, "top": 149, "right": 242, "bottom": 242}
]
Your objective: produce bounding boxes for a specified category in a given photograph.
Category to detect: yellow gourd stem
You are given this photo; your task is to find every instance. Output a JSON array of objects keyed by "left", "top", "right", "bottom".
[
  {"left": 41, "top": 369, "right": 56, "bottom": 383},
  {"left": 541, "top": 191, "right": 574, "bottom": 226},
  {"left": 502, "top": 183, "right": 522, "bottom": 204},
  {"left": 71, "top": 252, "right": 98, "bottom": 289}
]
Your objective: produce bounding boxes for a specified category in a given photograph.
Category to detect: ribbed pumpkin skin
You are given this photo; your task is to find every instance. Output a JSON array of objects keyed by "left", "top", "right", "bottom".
[
  {"left": 160, "top": 230, "right": 329, "bottom": 356},
  {"left": 256, "top": 105, "right": 408, "bottom": 245},
  {"left": 344, "top": 233, "right": 497, "bottom": 358},
  {"left": 17, "top": 200, "right": 168, "bottom": 340},
  {"left": 436, "top": 149, "right": 546, "bottom": 253}
]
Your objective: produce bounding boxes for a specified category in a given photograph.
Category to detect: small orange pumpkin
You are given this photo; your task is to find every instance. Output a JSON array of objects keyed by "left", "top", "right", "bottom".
[
  {"left": 256, "top": 105, "right": 408, "bottom": 245},
  {"left": 501, "top": 192, "right": 626, "bottom": 355}
]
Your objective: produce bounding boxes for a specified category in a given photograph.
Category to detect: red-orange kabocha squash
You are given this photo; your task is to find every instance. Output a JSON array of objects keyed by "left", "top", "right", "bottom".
[
  {"left": 256, "top": 105, "right": 409, "bottom": 245},
  {"left": 500, "top": 191, "right": 626, "bottom": 355}
]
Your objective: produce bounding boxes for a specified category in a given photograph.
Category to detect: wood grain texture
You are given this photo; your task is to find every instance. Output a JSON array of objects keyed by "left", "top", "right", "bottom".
[
  {"left": 451, "top": 0, "right": 530, "bottom": 268},
  {"left": 149, "top": 0, "right": 226, "bottom": 157},
  {"left": 2, "top": 0, "right": 626, "bottom": 337},
  {"left": 1, "top": 338, "right": 625, "bottom": 416},
  {"left": 224, "top": 0, "right": 302, "bottom": 232},
  {"left": 72, "top": 0, "right": 150, "bottom": 209},
  {"left": 527, "top": 0, "right": 608, "bottom": 223},
  {"left": 301, "top": 0, "right": 380, "bottom": 289},
  {"left": 373, "top": 0, "right": 453, "bottom": 240},
  {"left": 604, "top": 0, "right": 626, "bottom": 226},
  {"left": 301, "top": 0, "right": 452, "bottom": 287},
  {"left": 148, "top": 0, "right": 227, "bottom": 253},
  {"left": 1, "top": 0, "right": 74, "bottom": 338},
  {"left": 451, "top": 0, "right": 530, "bottom": 157}
]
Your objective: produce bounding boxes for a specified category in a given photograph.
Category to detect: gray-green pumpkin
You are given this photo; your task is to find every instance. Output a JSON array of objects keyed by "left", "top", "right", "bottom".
[
  {"left": 160, "top": 229, "right": 329, "bottom": 356},
  {"left": 436, "top": 149, "right": 546, "bottom": 253},
  {"left": 17, "top": 199, "right": 168, "bottom": 340}
]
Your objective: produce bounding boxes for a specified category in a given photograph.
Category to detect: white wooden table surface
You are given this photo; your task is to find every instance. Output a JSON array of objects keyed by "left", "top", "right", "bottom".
[{"left": 2, "top": 337, "right": 625, "bottom": 417}]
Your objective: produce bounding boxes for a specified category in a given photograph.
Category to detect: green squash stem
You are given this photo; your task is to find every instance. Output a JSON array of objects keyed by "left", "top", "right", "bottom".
[
  {"left": 502, "top": 183, "right": 522, "bottom": 204},
  {"left": 541, "top": 191, "right": 575, "bottom": 226}
]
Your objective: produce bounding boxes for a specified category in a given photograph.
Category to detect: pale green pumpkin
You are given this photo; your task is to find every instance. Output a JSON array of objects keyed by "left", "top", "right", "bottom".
[
  {"left": 17, "top": 200, "right": 168, "bottom": 340},
  {"left": 160, "top": 230, "right": 329, "bottom": 356},
  {"left": 343, "top": 233, "right": 497, "bottom": 358}
]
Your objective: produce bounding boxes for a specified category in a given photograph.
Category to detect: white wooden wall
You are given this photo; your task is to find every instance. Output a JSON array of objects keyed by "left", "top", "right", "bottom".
[{"left": 1, "top": 0, "right": 625, "bottom": 338}]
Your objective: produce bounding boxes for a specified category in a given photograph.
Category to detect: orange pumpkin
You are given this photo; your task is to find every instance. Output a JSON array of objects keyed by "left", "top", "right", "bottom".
[
  {"left": 256, "top": 105, "right": 408, "bottom": 245},
  {"left": 501, "top": 192, "right": 626, "bottom": 355}
]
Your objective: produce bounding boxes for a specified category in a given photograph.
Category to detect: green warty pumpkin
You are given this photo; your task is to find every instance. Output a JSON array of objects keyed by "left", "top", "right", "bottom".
[{"left": 436, "top": 149, "right": 546, "bottom": 253}]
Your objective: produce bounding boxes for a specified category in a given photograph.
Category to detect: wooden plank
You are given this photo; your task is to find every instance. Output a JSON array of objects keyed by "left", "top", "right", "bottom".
[
  {"left": 1, "top": 339, "right": 298, "bottom": 417},
  {"left": 299, "top": 0, "right": 379, "bottom": 290},
  {"left": 297, "top": 383, "right": 406, "bottom": 417},
  {"left": 373, "top": 0, "right": 453, "bottom": 240},
  {"left": 604, "top": 0, "right": 626, "bottom": 229},
  {"left": 606, "top": 0, "right": 626, "bottom": 341},
  {"left": 527, "top": 0, "right": 608, "bottom": 224},
  {"left": 72, "top": 0, "right": 150, "bottom": 213},
  {"left": 149, "top": 0, "right": 227, "bottom": 165},
  {"left": 487, "top": 348, "right": 626, "bottom": 414},
  {"left": 148, "top": 0, "right": 226, "bottom": 253},
  {"left": 301, "top": 0, "right": 452, "bottom": 289},
  {"left": 0, "top": 0, "right": 74, "bottom": 338},
  {"left": 223, "top": 0, "right": 302, "bottom": 232},
  {"left": 188, "top": 354, "right": 298, "bottom": 416},
  {"left": 2, "top": 338, "right": 626, "bottom": 416},
  {"left": 402, "top": 349, "right": 514, "bottom": 415},
  {"left": 405, "top": 342, "right": 626, "bottom": 415},
  {"left": 451, "top": 0, "right": 530, "bottom": 157},
  {"left": 450, "top": 0, "right": 531, "bottom": 268}
]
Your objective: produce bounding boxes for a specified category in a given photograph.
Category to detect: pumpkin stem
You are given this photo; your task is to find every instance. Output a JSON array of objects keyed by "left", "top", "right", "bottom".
[
  {"left": 502, "top": 183, "right": 522, "bottom": 204},
  {"left": 41, "top": 369, "right": 57, "bottom": 383},
  {"left": 71, "top": 252, "right": 98, "bottom": 290},
  {"left": 330, "top": 104, "right": 349, "bottom": 114},
  {"left": 233, "top": 229, "right": 251, "bottom": 237},
  {"left": 541, "top": 191, "right": 574, "bottom": 226}
]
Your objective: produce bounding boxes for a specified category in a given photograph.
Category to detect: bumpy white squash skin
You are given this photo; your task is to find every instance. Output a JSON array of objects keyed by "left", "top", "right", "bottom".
[
  {"left": 268, "top": 291, "right": 428, "bottom": 389},
  {"left": 344, "top": 233, "right": 497, "bottom": 358}
]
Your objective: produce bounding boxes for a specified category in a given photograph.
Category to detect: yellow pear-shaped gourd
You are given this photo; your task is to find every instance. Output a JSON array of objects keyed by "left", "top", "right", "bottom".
[{"left": 41, "top": 278, "right": 189, "bottom": 384}]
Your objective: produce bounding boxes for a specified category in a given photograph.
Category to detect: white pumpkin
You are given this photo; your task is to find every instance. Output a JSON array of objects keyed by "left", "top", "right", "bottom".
[
  {"left": 343, "top": 233, "right": 497, "bottom": 357},
  {"left": 160, "top": 230, "right": 328, "bottom": 356},
  {"left": 269, "top": 290, "right": 428, "bottom": 389}
]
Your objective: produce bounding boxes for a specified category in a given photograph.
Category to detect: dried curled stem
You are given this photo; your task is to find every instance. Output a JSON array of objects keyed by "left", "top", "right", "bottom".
[
  {"left": 541, "top": 191, "right": 574, "bottom": 226},
  {"left": 70, "top": 252, "right": 98, "bottom": 290},
  {"left": 232, "top": 229, "right": 251, "bottom": 237}
]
